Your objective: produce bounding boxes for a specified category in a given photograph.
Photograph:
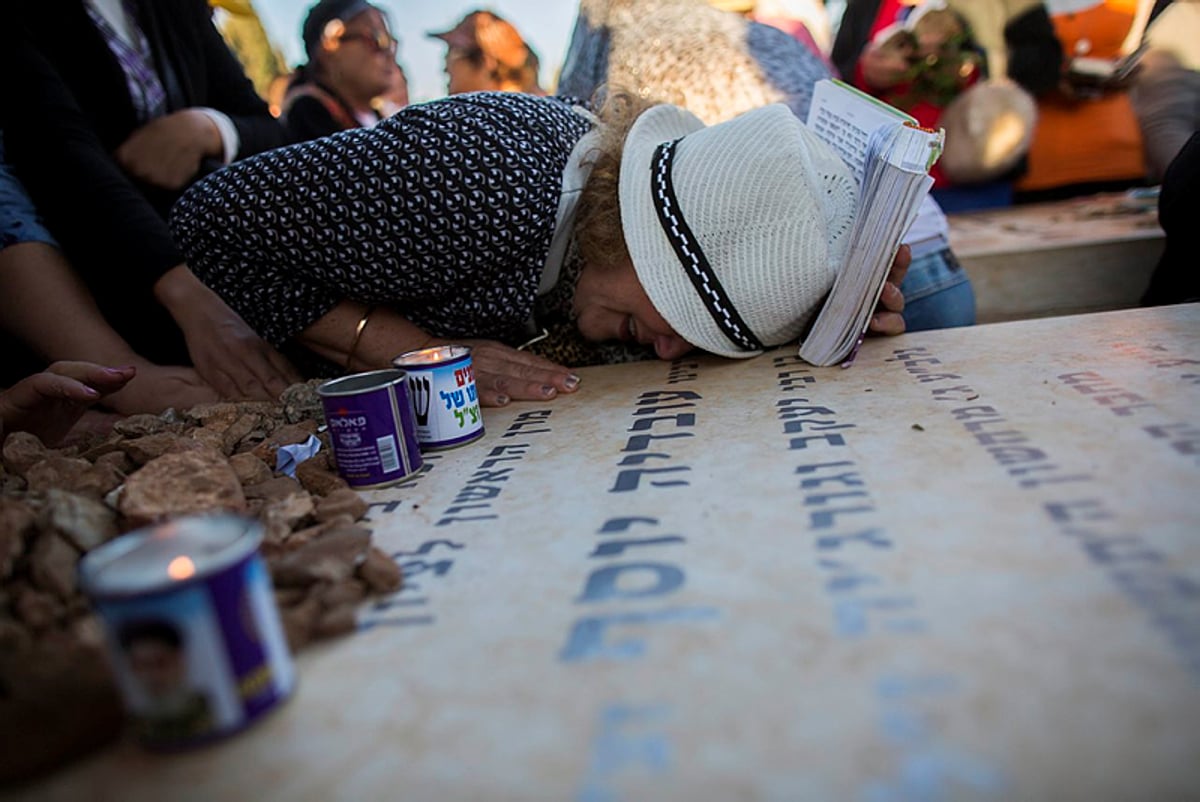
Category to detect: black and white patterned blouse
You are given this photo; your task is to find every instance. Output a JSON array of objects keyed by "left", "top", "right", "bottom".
[{"left": 171, "top": 92, "right": 595, "bottom": 353}]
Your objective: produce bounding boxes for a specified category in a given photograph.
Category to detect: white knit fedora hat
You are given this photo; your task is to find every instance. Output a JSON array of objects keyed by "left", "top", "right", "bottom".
[{"left": 619, "top": 103, "right": 858, "bottom": 358}]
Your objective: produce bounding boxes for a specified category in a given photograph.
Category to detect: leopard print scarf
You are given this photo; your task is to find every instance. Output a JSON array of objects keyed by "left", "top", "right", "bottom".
[{"left": 526, "top": 240, "right": 658, "bottom": 368}]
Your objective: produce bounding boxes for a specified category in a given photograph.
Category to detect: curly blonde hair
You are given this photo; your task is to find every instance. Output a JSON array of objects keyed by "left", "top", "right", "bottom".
[{"left": 574, "top": 87, "right": 669, "bottom": 269}]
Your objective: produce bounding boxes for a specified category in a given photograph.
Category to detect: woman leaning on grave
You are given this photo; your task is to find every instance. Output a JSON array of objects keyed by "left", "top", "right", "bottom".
[{"left": 170, "top": 90, "right": 912, "bottom": 408}]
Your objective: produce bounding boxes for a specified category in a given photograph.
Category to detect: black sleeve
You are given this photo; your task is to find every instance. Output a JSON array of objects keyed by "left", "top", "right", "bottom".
[
  {"left": 831, "top": 0, "right": 884, "bottom": 81},
  {"left": 283, "top": 95, "right": 345, "bottom": 144},
  {"left": 0, "top": 32, "right": 185, "bottom": 287},
  {"left": 145, "top": 0, "right": 285, "bottom": 159},
  {"left": 183, "top": 0, "right": 287, "bottom": 158},
  {"left": 1004, "top": 4, "right": 1064, "bottom": 96},
  {"left": 1142, "top": 132, "right": 1200, "bottom": 305},
  {"left": 1159, "top": 133, "right": 1200, "bottom": 239}
]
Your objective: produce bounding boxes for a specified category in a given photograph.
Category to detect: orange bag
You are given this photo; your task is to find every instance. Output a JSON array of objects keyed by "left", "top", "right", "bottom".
[{"left": 1016, "top": 0, "right": 1145, "bottom": 192}]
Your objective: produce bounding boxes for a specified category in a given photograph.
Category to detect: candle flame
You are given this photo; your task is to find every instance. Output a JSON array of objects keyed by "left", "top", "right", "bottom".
[
  {"left": 167, "top": 556, "right": 196, "bottom": 581},
  {"left": 398, "top": 346, "right": 448, "bottom": 364}
]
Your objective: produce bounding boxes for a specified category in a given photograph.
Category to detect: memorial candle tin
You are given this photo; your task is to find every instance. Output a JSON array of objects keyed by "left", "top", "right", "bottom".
[
  {"left": 78, "top": 515, "right": 295, "bottom": 749},
  {"left": 392, "top": 345, "right": 485, "bottom": 450},
  {"left": 317, "top": 369, "right": 423, "bottom": 488}
]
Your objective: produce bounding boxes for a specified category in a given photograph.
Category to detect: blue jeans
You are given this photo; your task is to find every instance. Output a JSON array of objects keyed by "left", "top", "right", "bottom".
[
  {"left": 0, "top": 134, "right": 58, "bottom": 251},
  {"left": 900, "top": 248, "right": 976, "bottom": 332}
]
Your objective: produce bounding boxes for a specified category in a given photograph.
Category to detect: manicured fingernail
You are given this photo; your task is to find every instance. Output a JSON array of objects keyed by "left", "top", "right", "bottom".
[
  {"left": 541, "top": 385, "right": 557, "bottom": 398},
  {"left": 105, "top": 366, "right": 134, "bottom": 375},
  {"left": 83, "top": 387, "right": 101, "bottom": 397},
  {"left": 564, "top": 374, "right": 581, "bottom": 390},
  {"left": 496, "top": 394, "right": 510, "bottom": 406}
]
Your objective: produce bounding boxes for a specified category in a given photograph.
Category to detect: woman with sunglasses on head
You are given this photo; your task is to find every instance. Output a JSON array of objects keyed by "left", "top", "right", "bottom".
[{"left": 284, "top": 0, "right": 398, "bottom": 143}]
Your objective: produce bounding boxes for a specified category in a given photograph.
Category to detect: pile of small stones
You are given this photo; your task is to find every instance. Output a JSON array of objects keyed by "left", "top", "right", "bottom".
[{"left": 0, "top": 381, "right": 402, "bottom": 783}]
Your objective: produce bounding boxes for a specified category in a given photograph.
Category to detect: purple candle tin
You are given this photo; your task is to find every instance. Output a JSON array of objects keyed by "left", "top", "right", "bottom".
[
  {"left": 317, "top": 369, "right": 423, "bottom": 489},
  {"left": 392, "top": 345, "right": 485, "bottom": 450},
  {"left": 77, "top": 515, "right": 295, "bottom": 749}
]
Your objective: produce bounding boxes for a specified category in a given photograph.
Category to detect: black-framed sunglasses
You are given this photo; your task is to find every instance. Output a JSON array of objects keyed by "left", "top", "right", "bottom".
[{"left": 339, "top": 30, "right": 398, "bottom": 56}]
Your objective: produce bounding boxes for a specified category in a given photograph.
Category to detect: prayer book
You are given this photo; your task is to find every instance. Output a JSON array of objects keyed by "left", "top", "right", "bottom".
[{"left": 798, "top": 79, "right": 943, "bottom": 367}]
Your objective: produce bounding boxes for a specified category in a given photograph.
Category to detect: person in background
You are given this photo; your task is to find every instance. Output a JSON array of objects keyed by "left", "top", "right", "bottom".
[
  {"left": 266, "top": 72, "right": 292, "bottom": 118},
  {"left": 1129, "top": 0, "right": 1200, "bottom": 182},
  {"left": 560, "top": 0, "right": 976, "bottom": 332},
  {"left": 1, "top": 135, "right": 218, "bottom": 414},
  {"left": 708, "top": 0, "right": 833, "bottom": 60},
  {"left": 562, "top": 0, "right": 831, "bottom": 122},
  {"left": 3, "top": 3, "right": 297, "bottom": 406},
  {"left": 1140, "top": 131, "right": 1199, "bottom": 307},
  {"left": 373, "top": 60, "right": 410, "bottom": 119},
  {"left": 429, "top": 9, "right": 544, "bottom": 96},
  {"left": 525, "top": 45, "right": 547, "bottom": 96},
  {"left": 757, "top": 0, "right": 835, "bottom": 54},
  {"left": 1013, "top": 0, "right": 1149, "bottom": 200},
  {"left": 283, "top": 0, "right": 397, "bottom": 142},
  {"left": 832, "top": 0, "right": 1061, "bottom": 211},
  {"left": 1131, "top": 53, "right": 1200, "bottom": 183}
]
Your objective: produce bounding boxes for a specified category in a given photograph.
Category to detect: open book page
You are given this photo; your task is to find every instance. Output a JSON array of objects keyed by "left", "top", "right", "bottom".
[
  {"left": 806, "top": 79, "right": 916, "bottom": 183},
  {"left": 798, "top": 80, "right": 942, "bottom": 367}
]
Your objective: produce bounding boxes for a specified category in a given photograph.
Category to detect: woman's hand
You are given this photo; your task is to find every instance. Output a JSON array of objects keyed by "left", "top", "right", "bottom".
[
  {"left": 116, "top": 110, "right": 222, "bottom": 191},
  {"left": 446, "top": 339, "right": 581, "bottom": 407},
  {"left": 155, "top": 265, "right": 301, "bottom": 401},
  {"left": 0, "top": 362, "right": 135, "bottom": 446},
  {"left": 867, "top": 244, "right": 910, "bottom": 336},
  {"left": 297, "top": 303, "right": 580, "bottom": 407},
  {"left": 103, "top": 365, "right": 220, "bottom": 416}
]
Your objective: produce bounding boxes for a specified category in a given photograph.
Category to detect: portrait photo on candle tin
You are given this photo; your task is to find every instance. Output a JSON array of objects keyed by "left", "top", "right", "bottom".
[{"left": 79, "top": 516, "right": 296, "bottom": 748}]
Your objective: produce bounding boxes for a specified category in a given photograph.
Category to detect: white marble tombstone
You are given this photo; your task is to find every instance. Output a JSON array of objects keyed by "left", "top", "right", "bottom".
[{"left": 24, "top": 305, "right": 1200, "bottom": 801}]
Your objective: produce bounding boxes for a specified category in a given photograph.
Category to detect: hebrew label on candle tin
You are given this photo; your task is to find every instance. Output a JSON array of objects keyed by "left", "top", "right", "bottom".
[
  {"left": 393, "top": 345, "right": 485, "bottom": 450},
  {"left": 317, "top": 369, "right": 424, "bottom": 488}
]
